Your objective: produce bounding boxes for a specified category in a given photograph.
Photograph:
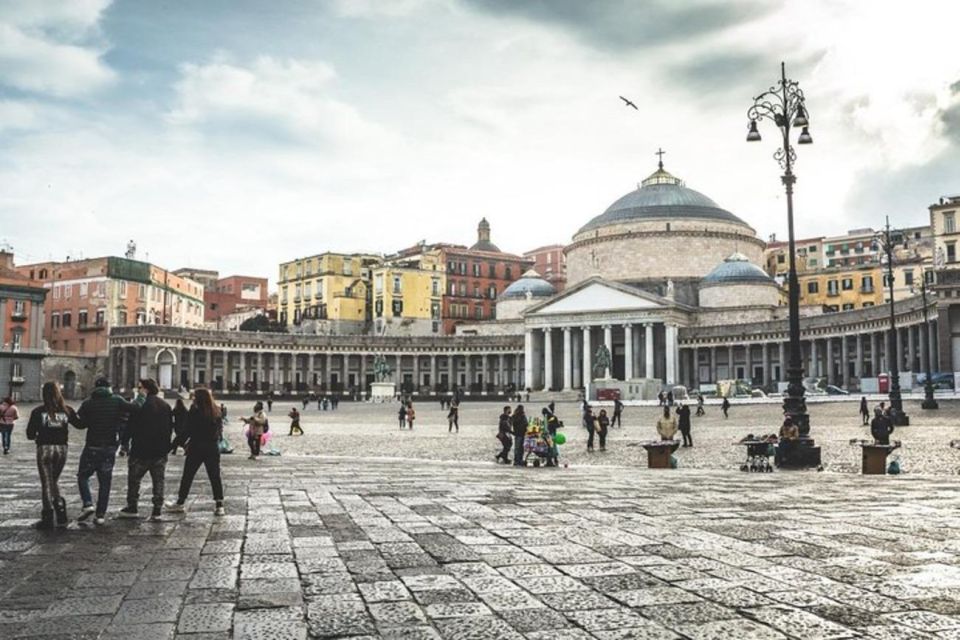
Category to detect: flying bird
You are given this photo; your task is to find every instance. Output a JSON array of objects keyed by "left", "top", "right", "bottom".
[{"left": 619, "top": 96, "right": 638, "bottom": 110}]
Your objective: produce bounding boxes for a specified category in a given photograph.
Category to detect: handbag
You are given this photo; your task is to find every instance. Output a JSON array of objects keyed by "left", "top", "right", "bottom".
[{"left": 263, "top": 419, "right": 270, "bottom": 434}]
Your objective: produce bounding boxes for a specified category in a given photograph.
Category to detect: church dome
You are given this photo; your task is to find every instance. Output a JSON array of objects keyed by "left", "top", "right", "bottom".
[
  {"left": 701, "top": 252, "right": 775, "bottom": 286},
  {"left": 577, "top": 165, "right": 751, "bottom": 234},
  {"left": 501, "top": 269, "right": 556, "bottom": 299}
]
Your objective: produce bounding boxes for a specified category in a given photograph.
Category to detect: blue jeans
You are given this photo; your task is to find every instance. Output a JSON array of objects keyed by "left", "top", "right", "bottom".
[
  {"left": 77, "top": 446, "right": 117, "bottom": 516},
  {"left": 0, "top": 426, "right": 12, "bottom": 451}
]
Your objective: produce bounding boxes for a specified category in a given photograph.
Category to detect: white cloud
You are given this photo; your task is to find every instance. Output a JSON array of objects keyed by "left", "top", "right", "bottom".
[{"left": 0, "top": 0, "right": 114, "bottom": 97}]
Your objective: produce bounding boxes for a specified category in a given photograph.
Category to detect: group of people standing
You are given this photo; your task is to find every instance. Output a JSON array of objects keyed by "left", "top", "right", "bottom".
[
  {"left": 496, "top": 402, "right": 562, "bottom": 466},
  {"left": 20, "top": 377, "right": 225, "bottom": 529}
]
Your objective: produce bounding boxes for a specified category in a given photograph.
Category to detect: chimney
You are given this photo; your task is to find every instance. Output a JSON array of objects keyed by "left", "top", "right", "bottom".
[
  {"left": 477, "top": 218, "right": 491, "bottom": 244},
  {"left": 0, "top": 250, "right": 13, "bottom": 270}
]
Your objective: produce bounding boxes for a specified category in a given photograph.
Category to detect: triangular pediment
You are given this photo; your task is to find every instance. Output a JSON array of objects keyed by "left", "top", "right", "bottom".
[{"left": 526, "top": 279, "right": 665, "bottom": 316}]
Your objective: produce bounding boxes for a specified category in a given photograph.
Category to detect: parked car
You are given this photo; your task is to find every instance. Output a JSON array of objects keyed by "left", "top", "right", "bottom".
[{"left": 916, "top": 372, "right": 955, "bottom": 389}]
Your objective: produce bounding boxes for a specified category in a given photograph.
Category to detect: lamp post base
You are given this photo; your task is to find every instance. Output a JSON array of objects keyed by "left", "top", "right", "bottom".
[
  {"left": 921, "top": 398, "right": 939, "bottom": 410},
  {"left": 890, "top": 410, "right": 910, "bottom": 426}
]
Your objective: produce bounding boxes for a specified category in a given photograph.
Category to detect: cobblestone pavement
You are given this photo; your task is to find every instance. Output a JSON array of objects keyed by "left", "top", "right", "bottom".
[
  {"left": 1, "top": 448, "right": 960, "bottom": 639},
  {"left": 224, "top": 397, "right": 960, "bottom": 475}
]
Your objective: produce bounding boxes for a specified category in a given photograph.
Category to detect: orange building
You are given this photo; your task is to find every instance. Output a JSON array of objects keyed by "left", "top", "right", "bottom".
[
  {"left": 0, "top": 251, "right": 48, "bottom": 400},
  {"left": 523, "top": 244, "right": 567, "bottom": 292},
  {"left": 16, "top": 256, "right": 205, "bottom": 356}
]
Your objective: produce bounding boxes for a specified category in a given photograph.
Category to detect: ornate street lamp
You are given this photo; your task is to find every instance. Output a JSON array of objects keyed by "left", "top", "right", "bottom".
[
  {"left": 747, "top": 62, "right": 819, "bottom": 467},
  {"left": 914, "top": 270, "right": 939, "bottom": 410},
  {"left": 874, "top": 216, "right": 910, "bottom": 425}
]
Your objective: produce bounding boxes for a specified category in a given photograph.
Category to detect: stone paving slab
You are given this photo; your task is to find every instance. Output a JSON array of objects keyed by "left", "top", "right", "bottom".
[{"left": 0, "top": 450, "right": 959, "bottom": 638}]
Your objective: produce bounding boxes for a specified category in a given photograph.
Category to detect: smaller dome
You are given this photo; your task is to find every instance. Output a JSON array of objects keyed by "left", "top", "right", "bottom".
[
  {"left": 701, "top": 252, "right": 774, "bottom": 286},
  {"left": 501, "top": 269, "right": 556, "bottom": 299}
]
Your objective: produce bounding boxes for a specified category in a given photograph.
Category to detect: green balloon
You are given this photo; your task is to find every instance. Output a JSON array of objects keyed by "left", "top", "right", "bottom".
[{"left": 554, "top": 432, "right": 566, "bottom": 445}]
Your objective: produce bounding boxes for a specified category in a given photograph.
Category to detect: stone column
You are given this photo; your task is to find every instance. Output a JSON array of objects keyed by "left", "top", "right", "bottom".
[
  {"left": 583, "top": 326, "right": 592, "bottom": 384},
  {"left": 709, "top": 346, "right": 717, "bottom": 382},
  {"left": 120, "top": 347, "right": 129, "bottom": 391},
  {"left": 919, "top": 324, "right": 928, "bottom": 374},
  {"left": 412, "top": 354, "right": 420, "bottom": 389},
  {"left": 257, "top": 352, "right": 264, "bottom": 390},
  {"left": 448, "top": 354, "right": 456, "bottom": 388},
  {"left": 692, "top": 346, "right": 700, "bottom": 388},
  {"left": 514, "top": 352, "right": 522, "bottom": 388},
  {"left": 855, "top": 333, "right": 863, "bottom": 379},
  {"left": 222, "top": 350, "right": 230, "bottom": 390},
  {"left": 623, "top": 323, "right": 634, "bottom": 380},
  {"left": 272, "top": 353, "right": 280, "bottom": 389},
  {"left": 779, "top": 342, "right": 786, "bottom": 381},
  {"left": 826, "top": 338, "right": 834, "bottom": 385},
  {"left": 238, "top": 352, "right": 246, "bottom": 390},
  {"left": 431, "top": 355, "right": 438, "bottom": 391},
  {"left": 543, "top": 328, "right": 553, "bottom": 391},
  {"left": 744, "top": 344, "right": 752, "bottom": 384},
  {"left": 188, "top": 349, "right": 196, "bottom": 387},
  {"left": 810, "top": 339, "right": 819, "bottom": 378},
  {"left": 762, "top": 343, "right": 771, "bottom": 387},
  {"left": 571, "top": 330, "right": 581, "bottom": 388},
  {"left": 326, "top": 353, "right": 333, "bottom": 388},
  {"left": 665, "top": 324, "right": 678, "bottom": 385},
  {"left": 308, "top": 354, "right": 315, "bottom": 389},
  {"left": 895, "top": 327, "right": 903, "bottom": 373},
  {"left": 562, "top": 327, "right": 572, "bottom": 390},
  {"left": 871, "top": 332, "right": 880, "bottom": 376},
  {"left": 524, "top": 330, "right": 534, "bottom": 392},
  {"left": 644, "top": 323, "right": 654, "bottom": 379},
  {"left": 907, "top": 325, "right": 916, "bottom": 372},
  {"left": 840, "top": 334, "right": 849, "bottom": 385},
  {"left": 880, "top": 331, "right": 889, "bottom": 373},
  {"left": 498, "top": 353, "right": 505, "bottom": 389},
  {"left": 483, "top": 354, "right": 491, "bottom": 391},
  {"left": 603, "top": 325, "right": 613, "bottom": 378},
  {"left": 727, "top": 344, "right": 735, "bottom": 379}
]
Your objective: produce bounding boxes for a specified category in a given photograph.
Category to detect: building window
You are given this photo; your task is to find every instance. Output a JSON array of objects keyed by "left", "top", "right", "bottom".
[
  {"left": 64, "top": 284, "right": 72, "bottom": 299},
  {"left": 447, "top": 260, "right": 456, "bottom": 273},
  {"left": 809, "top": 245, "right": 818, "bottom": 252},
  {"left": 488, "top": 285, "right": 496, "bottom": 299},
  {"left": 375, "top": 299, "right": 383, "bottom": 317},
  {"left": 51, "top": 312, "right": 60, "bottom": 328},
  {"left": 118, "top": 281, "right": 127, "bottom": 296},
  {"left": 393, "top": 276, "right": 401, "bottom": 294},
  {"left": 863, "top": 302, "right": 875, "bottom": 307},
  {"left": 473, "top": 285, "right": 480, "bottom": 298},
  {"left": 505, "top": 267, "right": 512, "bottom": 280},
  {"left": 11, "top": 361, "right": 22, "bottom": 379},
  {"left": 375, "top": 274, "right": 383, "bottom": 293},
  {"left": 807, "top": 281, "right": 819, "bottom": 294},
  {"left": 827, "top": 280, "right": 839, "bottom": 296},
  {"left": 136, "top": 310, "right": 146, "bottom": 325},
  {"left": 945, "top": 212, "right": 956, "bottom": 233},
  {"left": 344, "top": 260, "right": 353, "bottom": 276},
  {"left": 475, "top": 305, "right": 483, "bottom": 319},
  {"left": 947, "top": 242, "right": 956, "bottom": 264},
  {"left": 473, "top": 263, "right": 481, "bottom": 277},
  {"left": 904, "top": 270, "right": 914, "bottom": 286},
  {"left": 53, "top": 286, "right": 60, "bottom": 300},
  {"left": 61, "top": 312, "right": 71, "bottom": 327},
  {"left": 883, "top": 273, "right": 893, "bottom": 288},
  {"left": 431, "top": 279, "right": 440, "bottom": 296},
  {"left": 808, "top": 258, "right": 817, "bottom": 267},
  {"left": 459, "top": 283, "right": 466, "bottom": 296},
  {"left": 459, "top": 262, "right": 466, "bottom": 275},
  {"left": 861, "top": 275, "right": 874, "bottom": 292},
  {"left": 449, "top": 282, "right": 456, "bottom": 296},
  {"left": 137, "top": 284, "right": 146, "bottom": 299},
  {"left": 78, "top": 310, "right": 88, "bottom": 327},
  {"left": 11, "top": 331, "right": 22, "bottom": 351},
  {"left": 118, "top": 310, "right": 127, "bottom": 325},
  {"left": 95, "top": 309, "right": 105, "bottom": 326},
  {"left": 79, "top": 282, "right": 88, "bottom": 297},
  {"left": 431, "top": 302, "right": 440, "bottom": 319},
  {"left": 392, "top": 300, "right": 403, "bottom": 317},
  {"left": 777, "top": 254, "right": 785, "bottom": 264},
  {"left": 488, "top": 264, "right": 496, "bottom": 278},
  {"left": 12, "top": 300, "right": 25, "bottom": 317},
  {"left": 841, "top": 278, "right": 853, "bottom": 290},
  {"left": 842, "top": 303, "right": 855, "bottom": 311}
]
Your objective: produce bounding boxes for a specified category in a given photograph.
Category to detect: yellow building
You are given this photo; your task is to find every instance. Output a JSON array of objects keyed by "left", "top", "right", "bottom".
[
  {"left": 797, "top": 264, "right": 883, "bottom": 311},
  {"left": 371, "top": 250, "right": 445, "bottom": 335},
  {"left": 277, "top": 253, "right": 382, "bottom": 327}
]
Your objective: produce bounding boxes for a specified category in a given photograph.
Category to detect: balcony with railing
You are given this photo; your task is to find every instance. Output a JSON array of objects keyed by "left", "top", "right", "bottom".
[
  {"left": 10, "top": 309, "right": 26, "bottom": 321},
  {"left": 77, "top": 321, "right": 106, "bottom": 332}
]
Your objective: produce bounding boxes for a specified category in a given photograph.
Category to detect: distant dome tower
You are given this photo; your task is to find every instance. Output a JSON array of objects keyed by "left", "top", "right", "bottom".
[
  {"left": 496, "top": 269, "right": 556, "bottom": 319},
  {"left": 564, "top": 157, "right": 764, "bottom": 303},
  {"left": 470, "top": 218, "right": 501, "bottom": 252},
  {"left": 699, "top": 252, "right": 780, "bottom": 308}
]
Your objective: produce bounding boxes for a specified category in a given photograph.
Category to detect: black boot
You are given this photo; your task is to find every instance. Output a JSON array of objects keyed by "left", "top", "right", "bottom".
[
  {"left": 54, "top": 498, "right": 68, "bottom": 528},
  {"left": 35, "top": 510, "right": 54, "bottom": 530}
]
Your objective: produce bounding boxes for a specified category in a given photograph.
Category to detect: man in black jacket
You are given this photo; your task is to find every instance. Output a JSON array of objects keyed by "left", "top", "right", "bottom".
[
  {"left": 76, "top": 377, "right": 138, "bottom": 525},
  {"left": 119, "top": 379, "right": 173, "bottom": 521},
  {"left": 511, "top": 405, "right": 527, "bottom": 467}
]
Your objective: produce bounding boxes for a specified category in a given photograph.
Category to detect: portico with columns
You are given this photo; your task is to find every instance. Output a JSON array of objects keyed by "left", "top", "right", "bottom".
[{"left": 520, "top": 277, "right": 689, "bottom": 393}]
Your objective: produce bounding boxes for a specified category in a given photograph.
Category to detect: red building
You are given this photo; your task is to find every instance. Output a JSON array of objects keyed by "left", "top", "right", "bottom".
[
  {"left": 523, "top": 244, "right": 567, "bottom": 292},
  {"left": 439, "top": 219, "right": 532, "bottom": 334},
  {"left": 204, "top": 275, "right": 269, "bottom": 325}
]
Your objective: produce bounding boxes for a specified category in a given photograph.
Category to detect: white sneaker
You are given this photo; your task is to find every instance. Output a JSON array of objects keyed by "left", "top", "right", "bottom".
[
  {"left": 93, "top": 516, "right": 105, "bottom": 526},
  {"left": 214, "top": 506, "right": 225, "bottom": 516},
  {"left": 164, "top": 502, "right": 185, "bottom": 513},
  {"left": 77, "top": 505, "right": 95, "bottom": 522}
]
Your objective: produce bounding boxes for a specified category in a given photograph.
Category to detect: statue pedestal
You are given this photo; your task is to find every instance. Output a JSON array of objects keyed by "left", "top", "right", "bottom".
[
  {"left": 370, "top": 382, "right": 396, "bottom": 403},
  {"left": 588, "top": 378, "right": 660, "bottom": 401}
]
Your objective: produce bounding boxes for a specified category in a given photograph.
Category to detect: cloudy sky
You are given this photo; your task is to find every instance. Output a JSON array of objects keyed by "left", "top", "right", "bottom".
[{"left": 2, "top": 0, "right": 959, "bottom": 284}]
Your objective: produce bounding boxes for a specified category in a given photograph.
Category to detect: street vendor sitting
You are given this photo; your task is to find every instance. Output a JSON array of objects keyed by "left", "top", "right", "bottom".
[
  {"left": 775, "top": 416, "right": 799, "bottom": 467},
  {"left": 870, "top": 408, "right": 895, "bottom": 445},
  {"left": 655, "top": 406, "right": 678, "bottom": 441}
]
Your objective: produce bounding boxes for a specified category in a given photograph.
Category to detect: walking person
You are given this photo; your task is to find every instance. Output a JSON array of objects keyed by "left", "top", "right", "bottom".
[
  {"left": 543, "top": 405, "right": 561, "bottom": 466},
  {"left": 26, "top": 382, "right": 79, "bottom": 529},
  {"left": 721, "top": 397, "right": 731, "bottom": 419},
  {"left": 496, "top": 406, "right": 512, "bottom": 463},
  {"left": 583, "top": 404, "right": 596, "bottom": 452},
  {"left": 243, "top": 402, "right": 267, "bottom": 459},
  {"left": 266, "top": 396, "right": 273, "bottom": 412},
  {"left": 859, "top": 396, "right": 870, "bottom": 426},
  {"left": 695, "top": 394, "right": 705, "bottom": 417},
  {"left": 398, "top": 402, "right": 407, "bottom": 430},
  {"left": 447, "top": 402, "right": 459, "bottom": 433},
  {"left": 666, "top": 390, "right": 674, "bottom": 406},
  {"left": 220, "top": 403, "right": 228, "bottom": 424},
  {"left": 302, "top": 396, "right": 309, "bottom": 410},
  {"left": 118, "top": 379, "right": 172, "bottom": 521},
  {"left": 171, "top": 398, "right": 188, "bottom": 455},
  {"left": 611, "top": 398, "right": 623, "bottom": 428},
  {"left": 656, "top": 406, "right": 678, "bottom": 441},
  {"left": 511, "top": 404, "right": 527, "bottom": 466},
  {"left": 75, "top": 377, "right": 138, "bottom": 525},
  {"left": 0, "top": 396, "right": 20, "bottom": 455},
  {"left": 166, "top": 387, "right": 225, "bottom": 516},
  {"left": 677, "top": 401, "right": 692, "bottom": 447},
  {"left": 596, "top": 409, "right": 610, "bottom": 452},
  {"left": 288, "top": 407, "right": 303, "bottom": 436},
  {"left": 657, "top": 391, "right": 665, "bottom": 406},
  {"left": 406, "top": 402, "right": 416, "bottom": 429}
]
